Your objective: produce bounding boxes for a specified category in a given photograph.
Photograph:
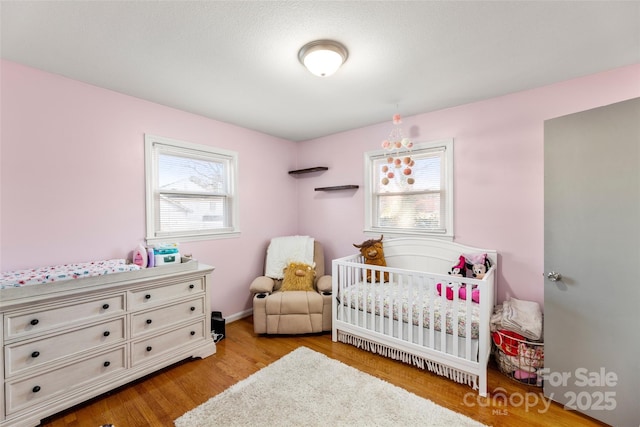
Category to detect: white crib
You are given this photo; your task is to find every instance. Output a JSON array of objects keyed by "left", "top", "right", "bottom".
[{"left": 332, "top": 237, "right": 497, "bottom": 396}]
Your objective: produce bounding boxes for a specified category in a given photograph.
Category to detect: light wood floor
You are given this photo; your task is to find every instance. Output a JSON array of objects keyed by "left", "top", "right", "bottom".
[{"left": 41, "top": 316, "right": 607, "bottom": 426}]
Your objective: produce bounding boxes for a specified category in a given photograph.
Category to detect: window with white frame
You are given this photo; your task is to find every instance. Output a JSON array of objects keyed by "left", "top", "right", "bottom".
[
  {"left": 364, "top": 138, "right": 453, "bottom": 239},
  {"left": 144, "top": 134, "right": 239, "bottom": 243}
]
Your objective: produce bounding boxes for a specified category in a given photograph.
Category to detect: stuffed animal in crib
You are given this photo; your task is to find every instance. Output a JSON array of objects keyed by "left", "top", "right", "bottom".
[
  {"left": 472, "top": 264, "right": 487, "bottom": 279},
  {"left": 464, "top": 253, "right": 492, "bottom": 280},
  {"left": 437, "top": 255, "right": 479, "bottom": 302},
  {"left": 353, "top": 235, "right": 389, "bottom": 282},
  {"left": 437, "top": 283, "right": 480, "bottom": 303},
  {"left": 458, "top": 286, "right": 480, "bottom": 303},
  {"left": 449, "top": 255, "right": 467, "bottom": 277}
]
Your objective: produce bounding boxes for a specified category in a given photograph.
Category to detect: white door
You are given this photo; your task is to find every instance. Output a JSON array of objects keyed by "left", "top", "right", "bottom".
[{"left": 543, "top": 98, "right": 640, "bottom": 426}]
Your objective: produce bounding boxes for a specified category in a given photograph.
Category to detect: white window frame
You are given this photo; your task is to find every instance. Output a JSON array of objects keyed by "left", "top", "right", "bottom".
[
  {"left": 364, "top": 138, "right": 454, "bottom": 239},
  {"left": 144, "top": 134, "right": 240, "bottom": 244}
]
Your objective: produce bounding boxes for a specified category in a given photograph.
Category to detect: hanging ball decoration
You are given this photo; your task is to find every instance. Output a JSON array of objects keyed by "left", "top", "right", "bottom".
[{"left": 381, "top": 113, "right": 417, "bottom": 187}]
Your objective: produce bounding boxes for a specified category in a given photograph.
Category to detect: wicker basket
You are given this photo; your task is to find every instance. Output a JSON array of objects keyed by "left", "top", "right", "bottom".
[{"left": 492, "top": 329, "right": 544, "bottom": 387}]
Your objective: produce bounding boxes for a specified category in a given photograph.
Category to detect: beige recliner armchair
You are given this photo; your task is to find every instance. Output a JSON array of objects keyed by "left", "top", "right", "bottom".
[{"left": 250, "top": 238, "right": 332, "bottom": 334}]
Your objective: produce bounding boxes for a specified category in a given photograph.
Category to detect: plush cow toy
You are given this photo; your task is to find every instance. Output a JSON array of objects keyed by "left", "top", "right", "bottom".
[{"left": 353, "top": 235, "right": 389, "bottom": 282}]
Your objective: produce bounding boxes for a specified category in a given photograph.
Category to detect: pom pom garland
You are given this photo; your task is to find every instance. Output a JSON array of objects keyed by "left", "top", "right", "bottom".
[{"left": 380, "top": 114, "right": 414, "bottom": 187}]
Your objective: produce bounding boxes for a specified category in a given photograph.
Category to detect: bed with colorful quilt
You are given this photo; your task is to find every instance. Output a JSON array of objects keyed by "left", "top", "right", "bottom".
[{"left": 332, "top": 237, "right": 497, "bottom": 396}]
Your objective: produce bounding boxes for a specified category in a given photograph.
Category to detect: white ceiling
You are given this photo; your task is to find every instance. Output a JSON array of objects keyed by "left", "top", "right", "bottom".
[{"left": 1, "top": 1, "right": 639, "bottom": 142}]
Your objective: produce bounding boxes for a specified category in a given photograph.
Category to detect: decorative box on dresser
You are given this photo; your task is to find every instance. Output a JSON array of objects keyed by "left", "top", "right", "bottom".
[{"left": 0, "top": 260, "right": 216, "bottom": 427}]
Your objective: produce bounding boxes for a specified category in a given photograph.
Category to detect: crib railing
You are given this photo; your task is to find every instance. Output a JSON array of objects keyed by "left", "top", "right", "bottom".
[{"left": 332, "top": 253, "right": 495, "bottom": 369}]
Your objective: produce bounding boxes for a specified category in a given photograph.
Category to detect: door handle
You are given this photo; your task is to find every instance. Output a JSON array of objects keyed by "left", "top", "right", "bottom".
[{"left": 546, "top": 271, "right": 562, "bottom": 282}]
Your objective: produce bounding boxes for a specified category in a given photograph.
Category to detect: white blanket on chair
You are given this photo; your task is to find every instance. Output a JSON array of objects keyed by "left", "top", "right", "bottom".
[{"left": 265, "top": 236, "right": 315, "bottom": 279}]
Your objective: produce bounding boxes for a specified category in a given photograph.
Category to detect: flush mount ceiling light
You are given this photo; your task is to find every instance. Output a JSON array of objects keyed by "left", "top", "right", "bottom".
[{"left": 298, "top": 40, "right": 348, "bottom": 77}]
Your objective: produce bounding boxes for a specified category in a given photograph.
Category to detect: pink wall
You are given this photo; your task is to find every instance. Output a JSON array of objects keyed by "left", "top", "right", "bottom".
[
  {"left": 0, "top": 60, "right": 299, "bottom": 318},
  {"left": 2, "top": 60, "right": 639, "bottom": 316},
  {"left": 297, "top": 64, "right": 640, "bottom": 306}
]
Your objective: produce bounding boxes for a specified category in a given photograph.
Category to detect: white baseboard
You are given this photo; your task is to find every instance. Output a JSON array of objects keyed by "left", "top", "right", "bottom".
[{"left": 224, "top": 308, "right": 252, "bottom": 323}]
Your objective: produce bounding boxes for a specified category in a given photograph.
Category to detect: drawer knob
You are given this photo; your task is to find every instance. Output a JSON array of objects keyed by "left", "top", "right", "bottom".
[
  {"left": 102, "top": 303, "right": 110, "bottom": 310},
  {"left": 103, "top": 331, "right": 111, "bottom": 337},
  {"left": 189, "top": 284, "right": 195, "bottom": 289},
  {"left": 30, "top": 319, "right": 39, "bottom": 326},
  {"left": 145, "top": 294, "right": 151, "bottom": 299},
  {"left": 146, "top": 319, "right": 152, "bottom": 324},
  {"left": 32, "top": 386, "right": 41, "bottom": 393},
  {"left": 31, "top": 351, "right": 40, "bottom": 358},
  {"left": 146, "top": 346, "right": 152, "bottom": 352},
  {"left": 190, "top": 331, "right": 196, "bottom": 336},
  {"left": 103, "top": 361, "right": 111, "bottom": 367},
  {"left": 190, "top": 306, "right": 196, "bottom": 311}
]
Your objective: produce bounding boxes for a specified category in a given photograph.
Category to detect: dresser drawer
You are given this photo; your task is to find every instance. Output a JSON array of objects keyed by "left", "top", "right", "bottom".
[
  {"left": 131, "top": 320, "right": 206, "bottom": 366},
  {"left": 5, "top": 294, "right": 125, "bottom": 340},
  {"left": 128, "top": 278, "right": 204, "bottom": 308},
  {"left": 5, "top": 346, "right": 126, "bottom": 415},
  {"left": 5, "top": 317, "right": 125, "bottom": 377},
  {"left": 131, "top": 297, "right": 204, "bottom": 337}
]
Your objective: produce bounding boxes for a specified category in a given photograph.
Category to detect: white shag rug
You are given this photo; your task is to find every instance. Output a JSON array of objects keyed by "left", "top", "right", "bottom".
[{"left": 174, "top": 346, "right": 486, "bottom": 427}]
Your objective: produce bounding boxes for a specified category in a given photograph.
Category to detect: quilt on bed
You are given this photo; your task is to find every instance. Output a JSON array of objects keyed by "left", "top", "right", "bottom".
[
  {"left": 339, "top": 281, "right": 481, "bottom": 339},
  {"left": 0, "top": 259, "right": 140, "bottom": 289}
]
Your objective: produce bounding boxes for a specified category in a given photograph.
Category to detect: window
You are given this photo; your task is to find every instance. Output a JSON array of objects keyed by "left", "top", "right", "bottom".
[
  {"left": 364, "top": 138, "right": 453, "bottom": 239},
  {"left": 145, "top": 134, "right": 239, "bottom": 243}
]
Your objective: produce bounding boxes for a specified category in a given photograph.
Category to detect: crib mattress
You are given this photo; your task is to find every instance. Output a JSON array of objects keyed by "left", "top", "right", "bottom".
[
  {"left": 339, "top": 281, "right": 481, "bottom": 339},
  {"left": 0, "top": 259, "right": 141, "bottom": 289}
]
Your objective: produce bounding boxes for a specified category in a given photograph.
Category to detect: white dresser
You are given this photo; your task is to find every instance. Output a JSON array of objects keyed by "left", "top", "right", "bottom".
[{"left": 0, "top": 260, "right": 216, "bottom": 427}]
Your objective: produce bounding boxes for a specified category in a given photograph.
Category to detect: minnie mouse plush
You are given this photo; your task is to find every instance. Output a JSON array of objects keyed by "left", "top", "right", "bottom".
[
  {"left": 464, "top": 253, "right": 492, "bottom": 280},
  {"left": 437, "top": 255, "right": 479, "bottom": 303},
  {"left": 472, "top": 264, "right": 487, "bottom": 279},
  {"left": 448, "top": 255, "right": 467, "bottom": 277}
]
